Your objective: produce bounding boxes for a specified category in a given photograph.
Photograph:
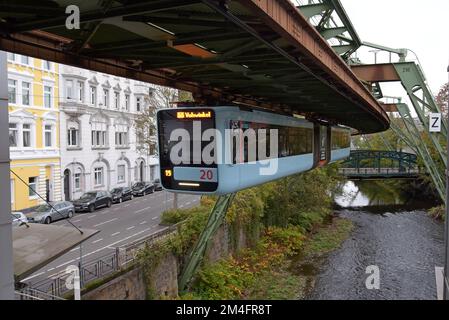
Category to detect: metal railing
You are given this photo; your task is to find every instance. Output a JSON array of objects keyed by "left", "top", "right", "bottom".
[
  {"left": 339, "top": 167, "right": 422, "bottom": 176},
  {"left": 117, "top": 225, "right": 178, "bottom": 268},
  {"left": 19, "top": 225, "right": 178, "bottom": 300},
  {"left": 15, "top": 288, "right": 66, "bottom": 300}
]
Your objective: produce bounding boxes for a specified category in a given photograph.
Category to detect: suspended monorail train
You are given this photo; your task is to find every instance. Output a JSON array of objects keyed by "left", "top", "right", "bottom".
[{"left": 157, "top": 107, "right": 351, "bottom": 195}]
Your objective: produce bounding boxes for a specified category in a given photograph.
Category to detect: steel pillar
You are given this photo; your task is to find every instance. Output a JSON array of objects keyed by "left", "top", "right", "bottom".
[
  {"left": 393, "top": 63, "right": 447, "bottom": 167},
  {"left": 179, "top": 193, "right": 235, "bottom": 292},
  {"left": 392, "top": 104, "right": 445, "bottom": 201},
  {"left": 0, "top": 51, "right": 14, "bottom": 300}
]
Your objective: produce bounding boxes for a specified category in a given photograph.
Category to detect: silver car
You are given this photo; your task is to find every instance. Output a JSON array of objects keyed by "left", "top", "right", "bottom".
[
  {"left": 25, "top": 201, "right": 75, "bottom": 224},
  {"left": 12, "top": 212, "right": 28, "bottom": 227}
]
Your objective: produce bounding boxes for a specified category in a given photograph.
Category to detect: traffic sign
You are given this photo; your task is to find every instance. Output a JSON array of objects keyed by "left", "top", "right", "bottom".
[{"left": 429, "top": 113, "right": 442, "bottom": 132}]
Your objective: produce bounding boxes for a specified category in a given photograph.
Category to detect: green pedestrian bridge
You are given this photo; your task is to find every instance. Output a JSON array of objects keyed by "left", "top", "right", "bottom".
[{"left": 339, "top": 150, "right": 421, "bottom": 179}]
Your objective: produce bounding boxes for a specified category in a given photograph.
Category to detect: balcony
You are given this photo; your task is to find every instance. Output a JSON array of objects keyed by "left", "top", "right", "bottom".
[{"left": 60, "top": 100, "right": 87, "bottom": 116}]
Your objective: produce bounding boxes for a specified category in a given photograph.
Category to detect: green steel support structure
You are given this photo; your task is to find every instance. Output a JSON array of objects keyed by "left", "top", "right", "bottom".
[
  {"left": 297, "top": 0, "right": 362, "bottom": 60},
  {"left": 393, "top": 62, "right": 447, "bottom": 167},
  {"left": 179, "top": 193, "right": 236, "bottom": 291},
  {"left": 392, "top": 104, "right": 446, "bottom": 201},
  {"left": 352, "top": 43, "right": 447, "bottom": 202}
]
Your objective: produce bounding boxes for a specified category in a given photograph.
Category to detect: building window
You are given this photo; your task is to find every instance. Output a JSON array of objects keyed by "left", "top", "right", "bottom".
[
  {"left": 117, "top": 165, "right": 125, "bottom": 183},
  {"left": 103, "top": 89, "right": 109, "bottom": 107},
  {"left": 136, "top": 97, "right": 142, "bottom": 112},
  {"left": 43, "top": 60, "right": 52, "bottom": 71},
  {"left": 90, "top": 86, "right": 96, "bottom": 105},
  {"left": 115, "top": 131, "right": 128, "bottom": 147},
  {"left": 94, "top": 168, "right": 103, "bottom": 186},
  {"left": 7, "top": 52, "right": 15, "bottom": 62},
  {"left": 22, "top": 82, "right": 30, "bottom": 105},
  {"left": 68, "top": 126, "right": 79, "bottom": 147},
  {"left": 77, "top": 81, "right": 84, "bottom": 102},
  {"left": 44, "top": 125, "right": 53, "bottom": 147},
  {"left": 44, "top": 86, "right": 52, "bottom": 108},
  {"left": 9, "top": 123, "right": 18, "bottom": 147},
  {"left": 8, "top": 79, "right": 17, "bottom": 104},
  {"left": 150, "top": 143, "right": 156, "bottom": 156},
  {"left": 74, "top": 173, "right": 81, "bottom": 190},
  {"left": 21, "top": 55, "right": 29, "bottom": 65},
  {"left": 92, "top": 131, "right": 106, "bottom": 147},
  {"left": 66, "top": 80, "right": 73, "bottom": 99},
  {"left": 28, "top": 177, "right": 38, "bottom": 197},
  {"left": 125, "top": 94, "right": 130, "bottom": 111},
  {"left": 22, "top": 124, "right": 31, "bottom": 147},
  {"left": 114, "top": 91, "right": 120, "bottom": 109},
  {"left": 115, "top": 121, "right": 128, "bottom": 148}
]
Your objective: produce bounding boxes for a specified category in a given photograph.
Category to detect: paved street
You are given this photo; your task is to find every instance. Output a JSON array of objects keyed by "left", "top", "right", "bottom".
[{"left": 21, "top": 191, "right": 200, "bottom": 286}]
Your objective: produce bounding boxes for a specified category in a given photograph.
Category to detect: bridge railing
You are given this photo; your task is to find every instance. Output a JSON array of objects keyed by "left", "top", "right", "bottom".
[{"left": 339, "top": 167, "right": 422, "bottom": 176}]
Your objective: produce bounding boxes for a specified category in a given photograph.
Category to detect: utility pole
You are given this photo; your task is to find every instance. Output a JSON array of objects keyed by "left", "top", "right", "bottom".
[
  {"left": 445, "top": 63, "right": 449, "bottom": 300},
  {"left": 0, "top": 51, "right": 14, "bottom": 299}
]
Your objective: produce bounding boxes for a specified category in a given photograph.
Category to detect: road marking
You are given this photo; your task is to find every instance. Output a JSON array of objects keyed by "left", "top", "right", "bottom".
[
  {"left": 180, "top": 205, "right": 184, "bottom": 208},
  {"left": 152, "top": 216, "right": 158, "bottom": 220},
  {"left": 73, "top": 219, "right": 82, "bottom": 223},
  {"left": 47, "top": 268, "right": 55, "bottom": 272},
  {"left": 55, "top": 260, "right": 75, "bottom": 269},
  {"left": 126, "top": 226, "right": 135, "bottom": 231},
  {"left": 113, "top": 207, "right": 120, "bottom": 211},
  {"left": 124, "top": 204, "right": 130, "bottom": 207},
  {"left": 186, "top": 202, "right": 191, "bottom": 205},
  {"left": 87, "top": 214, "right": 97, "bottom": 219},
  {"left": 140, "top": 221, "right": 147, "bottom": 225},
  {"left": 22, "top": 272, "right": 46, "bottom": 282},
  {"left": 92, "top": 238, "right": 103, "bottom": 244},
  {"left": 135, "top": 206, "right": 151, "bottom": 214},
  {"left": 93, "top": 218, "right": 118, "bottom": 227},
  {"left": 70, "top": 247, "right": 79, "bottom": 253},
  {"left": 111, "top": 232, "right": 121, "bottom": 237}
]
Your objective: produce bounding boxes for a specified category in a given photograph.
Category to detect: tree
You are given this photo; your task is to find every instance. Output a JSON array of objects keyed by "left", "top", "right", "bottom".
[
  {"left": 134, "top": 86, "right": 188, "bottom": 156},
  {"left": 133, "top": 86, "right": 192, "bottom": 209},
  {"left": 436, "top": 83, "right": 448, "bottom": 117}
]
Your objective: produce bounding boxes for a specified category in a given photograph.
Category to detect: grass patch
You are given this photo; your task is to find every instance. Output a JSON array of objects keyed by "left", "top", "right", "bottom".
[
  {"left": 248, "top": 268, "right": 304, "bottom": 300},
  {"left": 302, "top": 218, "right": 354, "bottom": 258}
]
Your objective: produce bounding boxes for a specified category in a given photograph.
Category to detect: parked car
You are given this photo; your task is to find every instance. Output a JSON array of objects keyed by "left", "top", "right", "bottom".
[
  {"left": 132, "top": 182, "right": 155, "bottom": 196},
  {"left": 25, "top": 201, "right": 75, "bottom": 224},
  {"left": 153, "top": 179, "right": 163, "bottom": 191},
  {"left": 12, "top": 212, "right": 28, "bottom": 227},
  {"left": 73, "top": 191, "right": 112, "bottom": 213},
  {"left": 111, "top": 187, "right": 133, "bottom": 203}
]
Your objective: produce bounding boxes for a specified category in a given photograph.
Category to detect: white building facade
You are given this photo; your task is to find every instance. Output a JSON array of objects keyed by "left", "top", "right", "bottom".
[{"left": 59, "top": 65, "right": 159, "bottom": 201}]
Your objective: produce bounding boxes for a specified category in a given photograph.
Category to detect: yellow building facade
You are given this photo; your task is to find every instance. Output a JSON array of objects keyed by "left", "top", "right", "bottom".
[{"left": 8, "top": 54, "right": 62, "bottom": 211}]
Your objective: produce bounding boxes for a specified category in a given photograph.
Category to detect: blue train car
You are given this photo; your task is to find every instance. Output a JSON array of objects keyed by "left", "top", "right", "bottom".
[{"left": 157, "top": 107, "right": 350, "bottom": 195}]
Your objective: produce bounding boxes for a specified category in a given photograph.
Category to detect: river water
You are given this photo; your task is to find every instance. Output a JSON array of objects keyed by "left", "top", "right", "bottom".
[{"left": 308, "top": 180, "right": 445, "bottom": 300}]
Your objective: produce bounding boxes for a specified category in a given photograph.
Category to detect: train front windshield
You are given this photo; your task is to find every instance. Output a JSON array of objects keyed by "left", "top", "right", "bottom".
[{"left": 157, "top": 109, "right": 218, "bottom": 192}]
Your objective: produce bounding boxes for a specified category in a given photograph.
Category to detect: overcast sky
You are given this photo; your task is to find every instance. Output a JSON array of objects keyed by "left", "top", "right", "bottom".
[{"left": 341, "top": 0, "right": 449, "bottom": 95}]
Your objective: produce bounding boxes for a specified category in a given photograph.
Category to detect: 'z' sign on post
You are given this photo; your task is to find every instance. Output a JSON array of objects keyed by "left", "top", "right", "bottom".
[{"left": 429, "top": 113, "right": 442, "bottom": 133}]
